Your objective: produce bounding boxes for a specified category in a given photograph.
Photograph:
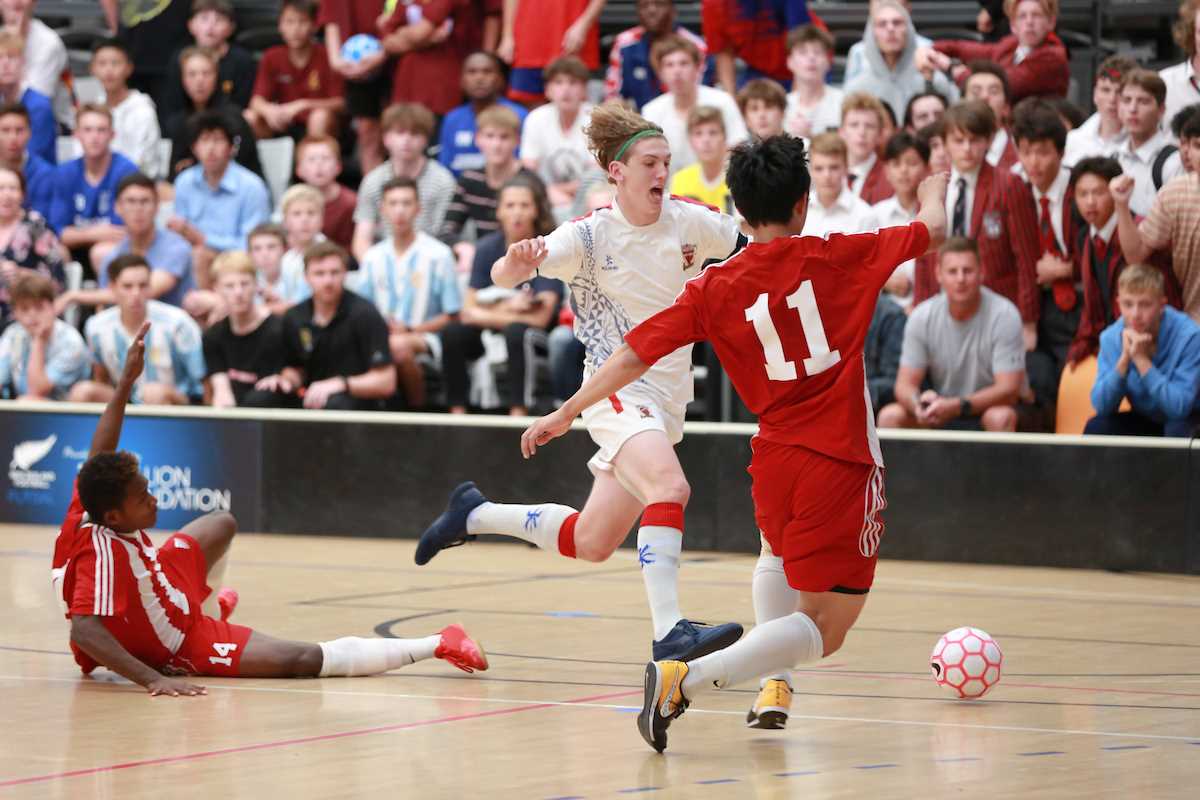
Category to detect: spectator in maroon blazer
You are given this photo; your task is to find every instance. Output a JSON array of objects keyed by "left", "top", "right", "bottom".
[
  {"left": 913, "top": 100, "right": 1041, "bottom": 347},
  {"left": 917, "top": 0, "right": 1069, "bottom": 102},
  {"left": 965, "top": 61, "right": 1020, "bottom": 173},
  {"left": 840, "top": 92, "right": 895, "bottom": 205}
]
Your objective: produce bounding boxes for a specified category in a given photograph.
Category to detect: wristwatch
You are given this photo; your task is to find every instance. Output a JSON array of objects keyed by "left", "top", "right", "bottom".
[{"left": 959, "top": 397, "right": 972, "bottom": 417}]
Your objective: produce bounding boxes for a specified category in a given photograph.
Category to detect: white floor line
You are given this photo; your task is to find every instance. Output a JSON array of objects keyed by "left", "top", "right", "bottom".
[{"left": 3, "top": 674, "right": 1196, "bottom": 744}]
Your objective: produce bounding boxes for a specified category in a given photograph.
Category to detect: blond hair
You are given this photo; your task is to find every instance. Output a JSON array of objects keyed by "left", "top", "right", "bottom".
[
  {"left": 809, "top": 132, "right": 847, "bottom": 162},
  {"left": 583, "top": 102, "right": 665, "bottom": 175},
  {"left": 212, "top": 250, "right": 257, "bottom": 280},
  {"left": 841, "top": 92, "right": 888, "bottom": 127},
  {"left": 1003, "top": 0, "right": 1058, "bottom": 18},
  {"left": 476, "top": 105, "right": 522, "bottom": 136},
  {"left": 76, "top": 102, "right": 113, "bottom": 125},
  {"left": 686, "top": 105, "right": 726, "bottom": 135},
  {"left": 281, "top": 183, "right": 325, "bottom": 215},
  {"left": 1118, "top": 264, "right": 1166, "bottom": 297}
]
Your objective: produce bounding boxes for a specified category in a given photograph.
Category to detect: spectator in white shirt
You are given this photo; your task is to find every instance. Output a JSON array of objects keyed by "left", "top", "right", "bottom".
[
  {"left": 737, "top": 78, "right": 786, "bottom": 141},
  {"left": 802, "top": 132, "right": 881, "bottom": 238},
  {"left": 90, "top": 39, "right": 163, "bottom": 177},
  {"left": 519, "top": 56, "right": 594, "bottom": 215},
  {"left": 1116, "top": 68, "right": 1184, "bottom": 216},
  {"left": 1064, "top": 55, "right": 1135, "bottom": 168},
  {"left": 0, "top": 0, "right": 69, "bottom": 127},
  {"left": 1160, "top": 0, "right": 1200, "bottom": 129},
  {"left": 874, "top": 131, "right": 931, "bottom": 309},
  {"left": 783, "top": 25, "right": 843, "bottom": 141},
  {"left": 641, "top": 33, "right": 748, "bottom": 176}
]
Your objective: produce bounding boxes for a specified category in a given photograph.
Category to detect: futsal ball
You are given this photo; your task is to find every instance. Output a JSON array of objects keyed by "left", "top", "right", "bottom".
[
  {"left": 341, "top": 34, "right": 382, "bottom": 64},
  {"left": 930, "top": 627, "right": 1003, "bottom": 699}
]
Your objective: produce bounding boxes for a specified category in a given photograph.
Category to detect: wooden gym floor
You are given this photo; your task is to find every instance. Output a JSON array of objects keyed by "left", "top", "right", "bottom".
[{"left": 1, "top": 525, "right": 1198, "bottom": 799}]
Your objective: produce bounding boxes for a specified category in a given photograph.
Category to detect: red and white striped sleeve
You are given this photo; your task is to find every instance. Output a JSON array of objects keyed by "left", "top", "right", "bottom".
[{"left": 67, "top": 532, "right": 119, "bottom": 617}]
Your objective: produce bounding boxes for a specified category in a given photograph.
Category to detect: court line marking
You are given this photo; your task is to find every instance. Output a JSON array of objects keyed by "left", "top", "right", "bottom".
[
  {"left": 0, "top": 687, "right": 640, "bottom": 789},
  {"left": 3, "top": 675, "right": 1197, "bottom": 744}
]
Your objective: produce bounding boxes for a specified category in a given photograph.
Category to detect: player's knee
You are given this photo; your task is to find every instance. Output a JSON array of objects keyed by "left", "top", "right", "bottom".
[
  {"left": 876, "top": 403, "right": 908, "bottom": 428},
  {"left": 207, "top": 510, "right": 238, "bottom": 541},
  {"left": 982, "top": 405, "right": 1017, "bottom": 432},
  {"left": 573, "top": 536, "right": 617, "bottom": 562},
  {"left": 68, "top": 382, "right": 98, "bottom": 402},
  {"left": 140, "top": 383, "right": 175, "bottom": 405}
]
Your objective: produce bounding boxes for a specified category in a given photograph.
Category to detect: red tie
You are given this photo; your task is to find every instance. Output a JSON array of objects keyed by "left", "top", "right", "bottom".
[
  {"left": 1039, "top": 196, "right": 1076, "bottom": 312},
  {"left": 1092, "top": 235, "right": 1107, "bottom": 264}
]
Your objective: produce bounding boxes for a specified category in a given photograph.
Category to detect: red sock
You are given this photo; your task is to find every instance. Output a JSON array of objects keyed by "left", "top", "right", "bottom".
[{"left": 557, "top": 512, "right": 579, "bottom": 558}]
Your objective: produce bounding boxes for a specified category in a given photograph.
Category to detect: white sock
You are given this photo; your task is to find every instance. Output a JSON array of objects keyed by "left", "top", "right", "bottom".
[
  {"left": 201, "top": 550, "right": 230, "bottom": 618},
  {"left": 681, "top": 612, "right": 823, "bottom": 697},
  {"left": 638, "top": 520, "right": 684, "bottom": 641},
  {"left": 317, "top": 635, "right": 442, "bottom": 677},
  {"left": 466, "top": 502, "right": 578, "bottom": 552},
  {"left": 752, "top": 549, "right": 798, "bottom": 687}
]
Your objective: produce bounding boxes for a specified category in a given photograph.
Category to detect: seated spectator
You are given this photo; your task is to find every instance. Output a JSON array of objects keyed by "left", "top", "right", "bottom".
[
  {"left": 1064, "top": 55, "right": 1135, "bottom": 168},
  {"left": 905, "top": 91, "right": 948, "bottom": 134},
  {"left": 71, "top": 254, "right": 205, "bottom": 405},
  {"left": 278, "top": 183, "right": 325, "bottom": 302},
  {"left": 1172, "top": 104, "right": 1200, "bottom": 173},
  {"left": 1087, "top": 264, "right": 1200, "bottom": 437},
  {"left": 165, "top": 47, "right": 262, "bottom": 180},
  {"left": 0, "top": 164, "right": 63, "bottom": 325},
  {"left": 964, "top": 61, "right": 1019, "bottom": 172},
  {"left": 59, "top": 173, "right": 196, "bottom": 312},
  {"left": 783, "top": 25, "right": 843, "bottom": 141},
  {"left": 1067, "top": 156, "right": 1181, "bottom": 365},
  {"left": 169, "top": 111, "right": 272, "bottom": 289},
  {"left": 669, "top": 106, "right": 733, "bottom": 214},
  {"left": 840, "top": 93, "right": 894, "bottom": 205},
  {"left": 738, "top": 79, "right": 786, "bottom": 140},
  {"left": 48, "top": 104, "right": 138, "bottom": 271},
  {"left": 701, "top": 0, "right": 812, "bottom": 93},
  {"left": 0, "top": 103, "right": 51, "bottom": 218},
  {"left": 878, "top": 237, "right": 1025, "bottom": 431},
  {"left": 245, "top": 0, "right": 344, "bottom": 141},
  {"left": 282, "top": 241, "right": 396, "bottom": 411},
  {"left": 354, "top": 103, "right": 457, "bottom": 260},
  {"left": 548, "top": 307, "right": 585, "bottom": 405},
  {"left": 0, "top": 272, "right": 88, "bottom": 399},
  {"left": 294, "top": 136, "right": 356, "bottom": 249},
  {"left": 874, "top": 131, "right": 931, "bottom": 308},
  {"left": 248, "top": 222, "right": 303, "bottom": 314},
  {"left": 865, "top": 292, "right": 907, "bottom": 410},
  {"left": 0, "top": 30, "right": 53, "bottom": 165},
  {"left": 3, "top": 0, "right": 70, "bottom": 128},
  {"left": 1160, "top": 0, "right": 1200, "bottom": 129},
  {"left": 1116, "top": 69, "right": 1183, "bottom": 217},
  {"left": 845, "top": 0, "right": 958, "bottom": 127},
  {"left": 519, "top": 56, "right": 596, "bottom": 211},
  {"left": 918, "top": 0, "right": 1069, "bottom": 102},
  {"left": 441, "top": 176, "right": 561, "bottom": 416},
  {"left": 159, "top": 0, "right": 256, "bottom": 124},
  {"left": 643, "top": 36, "right": 748, "bottom": 177},
  {"left": 358, "top": 177, "right": 461, "bottom": 408},
  {"left": 439, "top": 51, "right": 529, "bottom": 176},
  {"left": 917, "top": 117, "right": 952, "bottom": 174},
  {"left": 379, "top": 0, "right": 468, "bottom": 117},
  {"left": 500, "top": 0, "right": 603, "bottom": 105},
  {"left": 912, "top": 100, "right": 1040, "bottom": 342},
  {"left": 91, "top": 38, "right": 163, "bottom": 177},
  {"left": 319, "top": 0, "right": 389, "bottom": 174},
  {"left": 606, "top": 0, "right": 711, "bottom": 111},
  {"left": 203, "top": 250, "right": 299, "bottom": 408},
  {"left": 844, "top": 0, "right": 929, "bottom": 83},
  {"left": 802, "top": 132, "right": 880, "bottom": 237},
  {"left": 439, "top": 105, "right": 538, "bottom": 273}
]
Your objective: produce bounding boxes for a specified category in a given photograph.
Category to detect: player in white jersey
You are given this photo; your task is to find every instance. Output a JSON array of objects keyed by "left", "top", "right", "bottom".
[{"left": 415, "top": 103, "right": 745, "bottom": 662}]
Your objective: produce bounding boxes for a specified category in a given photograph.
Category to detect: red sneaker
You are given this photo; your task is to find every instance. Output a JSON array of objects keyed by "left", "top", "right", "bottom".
[
  {"left": 217, "top": 588, "right": 239, "bottom": 622},
  {"left": 435, "top": 624, "right": 489, "bottom": 673}
]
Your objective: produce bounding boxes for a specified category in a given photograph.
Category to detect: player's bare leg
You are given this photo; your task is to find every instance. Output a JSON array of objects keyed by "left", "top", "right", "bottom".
[
  {"left": 746, "top": 536, "right": 799, "bottom": 729},
  {"left": 179, "top": 511, "right": 240, "bottom": 620},
  {"left": 233, "top": 624, "right": 489, "bottom": 678},
  {"left": 639, "top": 591, "right": 867, "bottom": 752}
]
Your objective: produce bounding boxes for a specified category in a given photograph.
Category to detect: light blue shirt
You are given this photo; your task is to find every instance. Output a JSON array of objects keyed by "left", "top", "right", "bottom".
[
  {"left": 99, "top": 228, "right": 196, "bottom": 307},
  {"left": 84, "top": 300, "right": 206, "bottom": 401},
  {"left": 356, "top": 232, "right": 462, "bottom": 326},
  {"left": 173, "top": 161, "right": 271, "bottom": 253},
  {"left": 1092, "top": 306, "right": 1200, "bottom": 422},
  {"left": 0, "top": 319, "right": 90, "bottom": 398}
]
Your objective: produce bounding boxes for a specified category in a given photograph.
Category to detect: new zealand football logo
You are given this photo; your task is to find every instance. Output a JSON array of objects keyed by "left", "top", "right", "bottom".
[
  {"left": 680, "top": 244, "right": 696, "bottom": 270},
  {"left": 637, "top": 405, "right": 654, "bottom": 419}
]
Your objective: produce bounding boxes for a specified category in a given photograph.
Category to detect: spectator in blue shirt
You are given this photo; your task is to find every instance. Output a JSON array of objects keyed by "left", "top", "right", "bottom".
[
  {"left": 0, "top": 30, "right": 54, "bottom": 165},
  {"left": 0, "top": 272, "right": 89, "bottom": 400},
  {"left": 168, "top": 110, "right": 271, "bottom": 293},
  {"left": 604, "top": 0, "right": 713, "bottom": 111},
  {"left": 1088, "top": 264, "right": 1200, "bottom": 438},
  {"left": 438, "top": 52, "right": 529, "bottom": 177},
  {"left": 0, "top": 103, "right": 51, "bottom": 218},
  {"left": 48, "top": 103, "right": 138, "bottom": 271}
]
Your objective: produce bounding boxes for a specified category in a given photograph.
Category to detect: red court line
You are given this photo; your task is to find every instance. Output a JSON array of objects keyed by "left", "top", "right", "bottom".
[{"left": 0, "top": 688, "right": 639, "bottom": 789}]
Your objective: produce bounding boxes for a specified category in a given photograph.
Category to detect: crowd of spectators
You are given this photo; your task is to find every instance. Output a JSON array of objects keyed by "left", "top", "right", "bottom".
[{"left": 0, "top": 0, "right": 1198, "bottom": 438}]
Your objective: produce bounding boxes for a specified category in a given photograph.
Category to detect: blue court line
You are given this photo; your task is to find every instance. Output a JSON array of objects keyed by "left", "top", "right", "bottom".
[
  {"left": 1019, "top": 751, "right": 1065, "bottom": 757},
  {"left": 617, "top": 788, "right": 661, "bottom": 794},
  {"left": 1101, "top": 745, "right": 1151, "bottom": 751},
  {"left": 695, "top": 779, "right": 739, "bottom": 785},
  {"left": 855, "top": 763, "right": 898, "bottom": 770},
  {"left": 773, "top": 771, "right": 820, "bottom": 777},
  {"left": 934, "top": 756, "right": 983, "bottom": 763},
  {"left": 613, "top": 706, "right": 640, "bottom": 713},
  {"left": 544, "top": 611, "right": 599, "bottom": 618}
]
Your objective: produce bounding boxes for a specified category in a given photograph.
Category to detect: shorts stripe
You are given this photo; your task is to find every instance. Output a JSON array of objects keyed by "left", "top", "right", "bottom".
[{"left": 859, "top": 466, "right": 886, "bottom": 558}]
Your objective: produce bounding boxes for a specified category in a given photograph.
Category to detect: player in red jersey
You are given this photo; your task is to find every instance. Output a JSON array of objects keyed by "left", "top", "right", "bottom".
[
  {"left": 522, "top": 134, "right": 949, "bottom": 751},
  {"left": 53, "top": 321, "right": 488, "bottom": 696}
]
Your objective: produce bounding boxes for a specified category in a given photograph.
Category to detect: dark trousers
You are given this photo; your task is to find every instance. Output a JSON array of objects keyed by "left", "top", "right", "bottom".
[
  {"left": 323, "top": 392, "right": 385, "bottom": 411},
  {"left": 236, "top": 389, "right": 301, "bottom": 409},
  {"left": 1084, "top": 411, "right": 1200, "bottom": 438},
  {"left": 441, "top": 321, "right": 532, "bottom": 409},
  {"left": 1026, "top": 289, "right": 1082, "bottom": 425}
]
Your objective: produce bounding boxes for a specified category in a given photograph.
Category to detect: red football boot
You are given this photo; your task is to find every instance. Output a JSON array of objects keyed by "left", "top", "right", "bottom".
[
  {"left": 435, "top": 624, "right": 489, "bottom": 673},
  {"left": 217, "top": 588, "right": 239, "bottom": 622}
]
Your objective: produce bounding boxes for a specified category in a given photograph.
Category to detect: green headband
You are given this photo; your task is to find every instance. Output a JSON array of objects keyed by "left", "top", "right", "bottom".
[{"left": 613, "top": 129, "right": 664, "bottom": 163}]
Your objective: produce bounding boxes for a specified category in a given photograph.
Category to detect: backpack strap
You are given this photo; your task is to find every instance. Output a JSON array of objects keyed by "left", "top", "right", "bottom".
[{"left": 1153, "top": 144, "right": 1179, "bottom": 191}]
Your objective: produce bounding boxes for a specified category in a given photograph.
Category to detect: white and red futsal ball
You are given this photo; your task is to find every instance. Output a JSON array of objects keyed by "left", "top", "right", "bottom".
[{"left": 930, "top": 627, "right": 1003, "bottom": 699}]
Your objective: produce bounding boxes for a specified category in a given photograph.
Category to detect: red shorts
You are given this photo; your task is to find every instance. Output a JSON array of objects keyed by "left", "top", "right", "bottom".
[{"left": 748, "top": 437, "right": 886, "bottom": 593}]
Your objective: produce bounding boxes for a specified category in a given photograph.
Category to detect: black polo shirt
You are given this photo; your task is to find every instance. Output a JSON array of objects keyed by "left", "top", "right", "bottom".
[{"left": 284, "top": 290, "right": 391, "bottom": 383}]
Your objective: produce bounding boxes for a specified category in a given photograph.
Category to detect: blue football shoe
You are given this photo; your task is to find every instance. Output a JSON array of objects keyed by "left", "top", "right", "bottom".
[
  {"left": 652, "top": 619, "right": 744, "bottom": 662},
  {"left": 414, "top": 481, "right": 488, "bottom": 565}
]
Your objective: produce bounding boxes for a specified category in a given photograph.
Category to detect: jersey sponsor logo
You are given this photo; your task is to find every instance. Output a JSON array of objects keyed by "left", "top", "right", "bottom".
[
  {"left": 637, "top": 404, "right": 654, "bottom": 419},
  {"left": 9, "top": 434, "right": 57, "bottom": 490},
  {"left": 681, "top": 243, "right": 696, "bottom": 269},
  {"left": 602, "top": 254, "right": 618, "bottom": 271}
]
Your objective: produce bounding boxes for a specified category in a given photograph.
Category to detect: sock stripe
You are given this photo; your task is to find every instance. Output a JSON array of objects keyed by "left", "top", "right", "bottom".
[
  {"left": 557, "top": 512, "right": 579, "bottom": 559},
  {"left": 641, "top": 502, "right": 684, "bottom": 531}
]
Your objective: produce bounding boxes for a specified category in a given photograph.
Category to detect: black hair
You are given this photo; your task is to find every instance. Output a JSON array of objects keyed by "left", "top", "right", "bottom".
[
  {"left": 280, "top": 0, "right": 318, "bottom": 18},
  {"left": 116, "top": 172, "right": 156, "bottom": 198},
  {"left": 92, "top": 37, "right": 131, "bottom": 60},
  {"left": 1069, "top": 156, "right": 1123, "bottom": 186},
  {"left": 726, "top": 134, "right": 811, "bottom": 227},
  {"left": 1172, "top": 103, "right": 1200, "bottom": 139},
  {"left": 1047, "top": 97, "right": 1086, "bottom": 130},
  {"left": 903, "top": 91, "right": 947, "bottom": 129},
  {"left": 187, "top": 109, "right": 235, "bottom": 146},
  {"left": 883, "top": 131, "right": 930, "bottom": 163},
  {"left": 1011, "top": 97, "right": 1068, "bottom": 153},
  {"left": 77, "top": 451, "right": 141, "bottom": 525},
  {"left": 965, "top": 60, "right": 1011, "bottom": 103},
  {"left": 0, "top": 101, "right": 29, "bottom": 123}
]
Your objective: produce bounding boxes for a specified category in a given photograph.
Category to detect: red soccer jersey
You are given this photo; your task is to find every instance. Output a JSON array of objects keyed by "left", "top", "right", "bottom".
[
  {"left": 318, "top": 0, "right": 386, "bottom": 39},
  {"left": 512, "top": 0, "right": 601, "bottom": 70},
  {"left": 51, "top": 483, "right": 203, "bottom": 674},
  {"left": 252, "top": 45, "right": 345, "bottom": 119},
  {"left": 626, "top": 223, "right": 930, "bottom": 466}
]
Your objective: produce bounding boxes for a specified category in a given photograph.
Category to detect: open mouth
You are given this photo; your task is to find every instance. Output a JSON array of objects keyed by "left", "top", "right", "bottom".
[{"left": 650, "top": 187, "right": 664, "bottom": 200}]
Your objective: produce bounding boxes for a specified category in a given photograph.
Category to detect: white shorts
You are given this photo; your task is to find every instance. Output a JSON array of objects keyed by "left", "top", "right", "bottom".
[{"left": 582, "top": 387, "right": 685, "bottom": 502}]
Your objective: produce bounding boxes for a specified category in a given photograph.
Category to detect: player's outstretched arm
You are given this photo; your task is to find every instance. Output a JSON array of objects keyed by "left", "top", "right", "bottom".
[
  {"left": 915, "top": 172, "right": 949, "bottom": 254},
  {"left": 88, "top": 320, "right": 150, "bottom": 459},
  {"left": 491, "top": 236, "right": 548, "bottom": 289},
  {"left": 521, "top": 344, "right": 651, "bottom": 458},
  {"left": 70, "top": 615, "right": 206, "bottom": 697}
]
